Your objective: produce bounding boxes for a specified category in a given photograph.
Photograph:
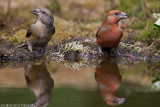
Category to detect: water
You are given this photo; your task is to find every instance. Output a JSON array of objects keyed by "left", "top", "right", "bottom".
[{"left": 0, "top": 59, "right": 160, "bottom": 107}]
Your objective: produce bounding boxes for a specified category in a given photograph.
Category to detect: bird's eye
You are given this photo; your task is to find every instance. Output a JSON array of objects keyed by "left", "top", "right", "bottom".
[
  {"left": 112, "top": 100, "right": 117, "bottom": 103},
  {"left": 42, "top": 11, "right": 45, "bottom": 14},
  {"left": 115, "top": 13, "right": 119, "bottom": 15}
]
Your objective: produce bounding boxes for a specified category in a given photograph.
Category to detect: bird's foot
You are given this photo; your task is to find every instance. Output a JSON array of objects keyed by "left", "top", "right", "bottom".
[
  {"left": 16, "top": 43, "right": 26, "bottom": 48},
  {"left": 28, "top": 45, "right": 33, "bottom": 52},
  {"left": 98, "top": 47, "right": 104, "bottom": 56}
]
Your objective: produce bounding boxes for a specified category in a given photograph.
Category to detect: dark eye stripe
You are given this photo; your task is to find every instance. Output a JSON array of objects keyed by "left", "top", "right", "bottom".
[
  {"left": 115, "top": 13, "right": 119, "bottom": 15},
  {"left": 40, "top": 10, "right": 45, "bottom": 14}
]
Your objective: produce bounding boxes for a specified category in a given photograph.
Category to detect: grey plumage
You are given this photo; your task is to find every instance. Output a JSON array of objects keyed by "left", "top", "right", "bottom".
[
  {"left": 24, "top": 63, "right": 54, "bottom": 107},
  {"left": 18, "top": 8, "right": 55, "bottom": 51}
]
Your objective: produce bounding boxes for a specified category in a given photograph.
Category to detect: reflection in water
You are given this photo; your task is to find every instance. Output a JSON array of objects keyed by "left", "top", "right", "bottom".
[
  {"left": 95, "top": 60, "right": 125, "bottom": 106},
  {"left": 24, "top": 63, "right": 54, "bottom": 107}
]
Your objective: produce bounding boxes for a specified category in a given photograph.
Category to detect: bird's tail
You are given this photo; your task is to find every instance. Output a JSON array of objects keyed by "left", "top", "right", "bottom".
[{"left": 16, "top": 42, "right": 26, "bottom": 48}]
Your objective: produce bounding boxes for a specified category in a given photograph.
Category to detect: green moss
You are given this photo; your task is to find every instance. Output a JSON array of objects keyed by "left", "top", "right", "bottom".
[
  {"left": 131, "top": 20, "right": 147, "bottom": 30},
  {"left": 134, "top": 25, "right": 160, "bottom": 42},
  {"left": 48, "top": 0, "right": 61, "bottom": 13},
  {"left": 101, "top": 0, "right": 159, "bottom": 21},
  {"left": 117, "top": 0, "right": 159, "bottom": 17},
  {"left": 118, "top": 0, "right": 140, "bottom": 17},
  {"left": 9, "top": 29, "right": 26, "bottom": 45},
  {"left": 133, "top": 18, "right": 160, "bottom": 42},
  {"left": 149, "top": 1, "right": 160, "bottom": 12}
]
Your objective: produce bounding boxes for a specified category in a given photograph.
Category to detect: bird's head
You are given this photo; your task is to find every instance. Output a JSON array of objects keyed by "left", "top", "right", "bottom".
[
  {"left": 31, "top": 8, "right": 54, "bottom": 26},
  {"left": 102, "top": 10, "right": 128, "bottom": 25},
  {"left": 105, "top": 95, "right": 125, "bottom": 106}
]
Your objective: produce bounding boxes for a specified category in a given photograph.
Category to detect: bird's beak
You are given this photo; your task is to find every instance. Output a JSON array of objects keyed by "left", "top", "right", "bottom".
[
  {"left": 31, "top": 8, "right": 40, "bottom": 15},
  {"left": 116, "top": 98, "right": 125, "bottom": 105},
  {"left": 120, "top": 12, "right": 129, "bottom": 19}
]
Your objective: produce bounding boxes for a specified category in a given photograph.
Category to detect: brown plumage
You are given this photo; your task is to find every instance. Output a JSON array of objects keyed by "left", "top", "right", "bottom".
[
  {"left": 95, "top": 60, "right": 125, "bottom": 106},
  {"left": 96, "top": 10, "right": 128, "bottom": 53},
  {"left": 24, "top": 63, "right": 54, "bottom": 107},
  {"left": 18, "top": 8, "right": 55, "bottom": 52}
]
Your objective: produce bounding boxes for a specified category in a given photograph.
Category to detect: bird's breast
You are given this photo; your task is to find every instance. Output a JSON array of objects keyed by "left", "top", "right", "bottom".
[
  {"left": 29, "top": 23, "right": 53, "bottom": 47},
  {"left": 97, "top": 27, "right": 122, "bottom": 48},
  {"left": 33, "top": 22, "right": 49, "bottom": 37}
]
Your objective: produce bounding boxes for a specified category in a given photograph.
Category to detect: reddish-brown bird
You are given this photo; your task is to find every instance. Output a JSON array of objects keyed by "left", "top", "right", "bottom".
[
  {"left": 96, "top": 10, "right": 128, "bottom": 54},
  {"left": 95, "top": 60, "right": 125, "bottom": 106}
]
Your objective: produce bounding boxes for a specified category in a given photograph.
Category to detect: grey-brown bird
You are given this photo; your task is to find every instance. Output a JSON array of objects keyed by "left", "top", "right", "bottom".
[
  {"left": 18, "top": 8, "right": 55, "bottom": 52},
  {"left": 24, "top": 62, "right": 54, "bottom": 107}
]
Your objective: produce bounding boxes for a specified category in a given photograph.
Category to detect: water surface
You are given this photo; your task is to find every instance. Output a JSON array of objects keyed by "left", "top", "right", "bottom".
[{"left": 0, "top": 59, "right": 160, "bottom": 107}]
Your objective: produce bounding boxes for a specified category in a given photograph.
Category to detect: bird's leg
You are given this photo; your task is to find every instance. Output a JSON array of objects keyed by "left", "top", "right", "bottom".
[
  {"left": 16, "top": 42, "right": 26, "bottom": 48},
  {"left": 28, "top": 45, "right": 33, "bottom": 52},
  {"left": 98, "top": 47, "right": 104, "bottom": 56}
]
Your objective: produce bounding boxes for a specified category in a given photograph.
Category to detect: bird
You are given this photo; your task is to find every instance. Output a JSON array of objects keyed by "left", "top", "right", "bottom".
[
  {"left": 24, "top": 62, "right": 54, "bottom": 107},
  {"left": 17, "top": 8, "right": 55, "bottom": 52},
  {"left": 96, "top": 10, "right": 128, "bottom": 54},
  {"left": 95, "top": 60, "right": 125, "bottom": 106}
]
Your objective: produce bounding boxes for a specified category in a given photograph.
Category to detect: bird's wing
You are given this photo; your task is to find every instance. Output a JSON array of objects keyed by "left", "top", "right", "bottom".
[
  {"left": 96, "top": 26, "right": 110, "bottom": 38},
  {"left": 26, "top": 24, "right": 34, "bottom": 38},
  {"left": 52, "top": 25, "right": 55, "bottom": 35},
  {"left": 96, "top": 28, "right": 100, "bottom": 38}
]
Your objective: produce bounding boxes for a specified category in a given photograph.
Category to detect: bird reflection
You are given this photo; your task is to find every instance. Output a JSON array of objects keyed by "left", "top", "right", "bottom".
[
  {"left": 95, "top": 60, "right": 125, "bottom": 106},
  {"left": 24, "top": 62, "right": 54, "bottom": 107}
]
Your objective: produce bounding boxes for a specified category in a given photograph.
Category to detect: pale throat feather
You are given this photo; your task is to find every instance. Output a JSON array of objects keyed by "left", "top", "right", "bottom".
[{"left": 34, "top": 19, "right": 46, "bottom": 38}]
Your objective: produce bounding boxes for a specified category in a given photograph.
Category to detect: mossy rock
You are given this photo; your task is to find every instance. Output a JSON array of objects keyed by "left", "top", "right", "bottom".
[{"left": 134, "top": 27, "right": 160, "bottom": 42}]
